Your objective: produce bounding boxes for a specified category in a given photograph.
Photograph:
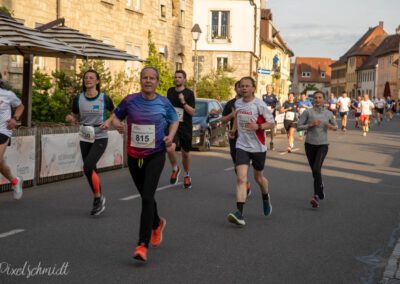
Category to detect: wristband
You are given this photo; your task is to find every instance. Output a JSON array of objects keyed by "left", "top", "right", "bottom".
[{"left": 13, "top": 116, "right": 20, "bottom": 121}]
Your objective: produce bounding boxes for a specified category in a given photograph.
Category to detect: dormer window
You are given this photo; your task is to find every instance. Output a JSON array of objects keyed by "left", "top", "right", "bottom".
[
  {"left": 302, "top": 72, "right": 311, "bottom": 77},
  {"left": 321, "top": 71, "right": 326, "bottom": 78}
]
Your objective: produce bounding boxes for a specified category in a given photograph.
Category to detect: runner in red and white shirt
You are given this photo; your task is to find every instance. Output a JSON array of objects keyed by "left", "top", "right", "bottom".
[
  {"left": 226, "top": 76, "right": 275, "bottom": 226},
  {"left": 359, "top": 94, "right": 375, "bottom": 136}
]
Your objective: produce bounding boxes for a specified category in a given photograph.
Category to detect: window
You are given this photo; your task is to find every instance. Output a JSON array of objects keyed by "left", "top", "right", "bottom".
[
  {"left": 211, "top": 11, "right": 230, "bottom": 39},
  {"left": 302, "top": 72, "right": 311, "bottom": 78},
  {"left": 321, "top": 71, "right": 325, "bottom": 78},
  {"left": 216, "top": 56, "right": 228, "bottom": 71},
  {"left": 160, "top": 0, "right": 166, "bottom": 18},
  {"left": 127, "top": 0, "right": 140, "bottom": 10},
  {"left": 180, "top": 10, "right": 185, "bottom": 25},
  {"left": 175, "top": 54, "right": 183, "bottom": 72},
  {"left": 10, "top": 55, "right": 23, "bottom": 68}
]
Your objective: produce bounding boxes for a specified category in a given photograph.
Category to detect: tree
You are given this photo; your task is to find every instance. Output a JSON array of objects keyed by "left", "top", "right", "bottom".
[
  {"left": 145, "top": 31, "right": 173, "bottom": 95},
  {"left": 189, "top": 70, "right": 235, "bottom": 101},
  {"left": 302, "top": 84, "right": 318, "bottom": 93}
]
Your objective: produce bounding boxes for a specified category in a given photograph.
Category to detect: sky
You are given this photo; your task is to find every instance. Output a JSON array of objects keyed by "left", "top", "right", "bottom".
[{"left": 268, "top": 0, "right": 399, "bottom": 60}]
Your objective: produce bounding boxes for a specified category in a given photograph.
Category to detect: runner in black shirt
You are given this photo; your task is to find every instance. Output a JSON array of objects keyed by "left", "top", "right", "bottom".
[
  {"left": 166, "top": 70, "right": 196, "bottom": 189},
  {"left": 262, "top": 84, "right": 278, "bottom": 150}
]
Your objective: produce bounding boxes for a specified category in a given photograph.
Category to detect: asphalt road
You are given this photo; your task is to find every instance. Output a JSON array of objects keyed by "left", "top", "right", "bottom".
[{"left": 1, "top": 115, "right": 400, "bottom": 284}]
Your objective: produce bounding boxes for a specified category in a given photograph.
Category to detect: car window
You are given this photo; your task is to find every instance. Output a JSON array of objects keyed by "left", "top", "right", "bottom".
[
  {"left": 194, "top": 101, "right": 207, "bottom": 117},
  {"left": 209, "top": 101, "right": 221, "bottom": 115}
]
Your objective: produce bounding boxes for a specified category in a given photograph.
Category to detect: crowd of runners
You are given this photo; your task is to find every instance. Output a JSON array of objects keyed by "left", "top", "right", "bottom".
[{"left": 1, "top": 66, "right": 399, "bottom": 262}]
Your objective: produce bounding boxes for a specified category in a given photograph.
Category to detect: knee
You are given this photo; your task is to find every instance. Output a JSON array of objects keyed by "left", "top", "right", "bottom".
[
  {"left": 236, "top": 174, "right": 247, "bottom": 185},
  {"left": 83, "top": 163, "right": 95, "bottom": 176},
  {"left": 141, "top": 195, "right": 155, "bottom": 206}
]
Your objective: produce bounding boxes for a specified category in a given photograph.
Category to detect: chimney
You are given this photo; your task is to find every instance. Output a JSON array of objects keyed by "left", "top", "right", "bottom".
[
  {"left": 396, "top": 25, "right": 400, "bottom": 35},
  {"left": 379, "top": 21, "right": 384, "bottom": 28}
]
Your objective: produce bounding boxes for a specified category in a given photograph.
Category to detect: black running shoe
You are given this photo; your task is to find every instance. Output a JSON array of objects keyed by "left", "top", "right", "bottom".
[
  {"left": 269, "top": 142, "right": 275, "bottom": 151},
  {"left": 227, "top": 211, "right": 245, "bottom": 226},
  {"left": 318, "top": 183, "right": 325, "bottom": 200},
  {"left": 91, "top": 196, "right": 106, "bottom": 216}
]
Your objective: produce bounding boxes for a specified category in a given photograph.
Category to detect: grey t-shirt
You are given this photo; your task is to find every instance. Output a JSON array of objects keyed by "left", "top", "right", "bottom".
[
  {"left": 297, "top": 107, "right": 338, "bottom": 145},
  {"left": 72, "top": 92, "right": 114, "bottom": 139}
]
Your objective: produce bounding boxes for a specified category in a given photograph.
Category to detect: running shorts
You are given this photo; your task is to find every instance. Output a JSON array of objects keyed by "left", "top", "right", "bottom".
[
  {"left": 376, "top": 108, "right": 384, "bottom": 115},
  {"left": 0, "top": 133, "right": 10, "bottom": 146},
  {"left": 339, "top": 111, "right": 348, "bottom": 117},
  {"left": 236, "top": 148, "right": 266, "bottom": 171},
  {"left": 360, "top": 115, "right": 370, "bottom": 123},
  {"left": 284, "top": 120, "right": 297, "bottom": 132}
]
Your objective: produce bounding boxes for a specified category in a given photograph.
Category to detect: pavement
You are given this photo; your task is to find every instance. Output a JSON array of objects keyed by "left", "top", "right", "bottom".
[{"left": 0, "top": 115, "right": 400, "bottom": 284}]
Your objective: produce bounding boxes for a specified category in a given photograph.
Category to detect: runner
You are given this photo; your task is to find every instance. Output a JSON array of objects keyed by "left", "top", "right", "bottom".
[
  {"left": 110, "top": 67, "right": 178, "bottom": 262},
  {"left": 166, "top": 70, "right": 195, "bottom": 189},
  {"left": 351, "top": 95, "right": 362, "bottom": 128},
  {"left": 65, "top": 70, "right": 114, "bottom": 216},
  {"left": 374, "top": 94, "right": 386, "bottom": 125},
  {"left": 262, "top": 84, "right": 278, "bottom": 150},
  {"left": 337, "top": 92, "right": 351, "bottom": 131},
  {"left": 281, "top": 92, "right": 298, "bottom": 153},
  {"left": 0, "top": 84, "right": 24, "bottom": 199},
  {"left": 297, "top": 93, "right": 313, "bottom": 140},
  {"left": 359, "top": 94, "right": 375, "bottom": 136},
  {"left": 385, "top": 95, "right": 395, "bottom": 121},
  {"left": 221, "top": 81, "right": 251, "bottom": 197},
  {"left": 326, "top": 93, "right": 338, "bottom": 119},
  {"left": 297, "top": 91, "right": 338, "bottom": 209},
  {"left": 227, "top": 76, "right": 275, "bottom": 226}
]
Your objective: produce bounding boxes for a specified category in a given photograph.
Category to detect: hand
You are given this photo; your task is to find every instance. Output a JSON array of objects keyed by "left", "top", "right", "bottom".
[
  {"left": 247, "top": 121, "right": 259, "bottom": 131},
  {"left": 65, "top": 114, "right": 76, "bottom": 123},
  {"left": 178, "top": 93, "right": 185, "bottom": 104},
  {"left": 309, "top": 120, "right": 321, "bottom": 128},
  {"left": 325, "top": 124, "right": 336, "bottom": 130},
  {"left": 6, "top": 118, "right": 17, "bottom": 130},
  {"left": 115, "top": 122, "right": 125, "bottom": 134},
  {"left": 166, "top": 142, "right": 176, "bottom": 153},
  {"left": 100, "top": 121, "right": 110, "bottom": 130},
  {"left": 163, "top": 135, "right": 174, "bottom": 148},
  {"left": 228, "top": 130, "right": 236, "bottom": 139}
]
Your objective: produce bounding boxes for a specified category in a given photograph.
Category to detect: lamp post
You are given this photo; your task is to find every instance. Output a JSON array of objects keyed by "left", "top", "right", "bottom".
[{"left": 191, "top": 24, "right": 202, "bottom": 96}]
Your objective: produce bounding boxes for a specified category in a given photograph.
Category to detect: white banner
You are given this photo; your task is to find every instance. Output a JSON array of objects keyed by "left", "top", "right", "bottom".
[
  {"left": 40, "top": 131, "right": 124, "bottom": 178},
  {"left": 0, "top": 136, "right": 36, "bottom": 185}
]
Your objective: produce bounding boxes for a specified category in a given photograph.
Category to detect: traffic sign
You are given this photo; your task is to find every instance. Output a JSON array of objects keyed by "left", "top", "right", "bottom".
[{"left": 257, "top": 68, "right": 271, "bottom": 75}]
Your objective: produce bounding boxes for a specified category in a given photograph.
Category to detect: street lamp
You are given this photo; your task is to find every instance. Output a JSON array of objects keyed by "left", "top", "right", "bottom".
[{"left": 191, "top": 24, "right": 202, "bottom": 96}]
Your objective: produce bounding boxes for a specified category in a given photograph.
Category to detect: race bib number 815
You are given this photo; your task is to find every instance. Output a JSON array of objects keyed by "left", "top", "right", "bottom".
[{"left": 131, "top": 124, "right": 156, "bottom": 149}]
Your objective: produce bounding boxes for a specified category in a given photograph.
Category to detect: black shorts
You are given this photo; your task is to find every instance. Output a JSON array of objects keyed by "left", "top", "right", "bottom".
[
  {"left": 355, "top": 113, "right": 361, "bottom": 118},
  {"left": 340, "top": 111, "right": 348, "bottom": 117},
  {"left": 329, "top": 109, "right": 337, "bottom": 116},
  {"left": 173, "top": 129, "right": 192, "bottom": 152},
  {"left": 0, "top": 133, "right": 10, "bottom": 146},
  {"left": 236, "top": 148, "right": 266, "bottom": 171},
  {"left": 284, "top": 120, "right": 297, "bottom": 131},
  {"left": 376, "top": 108, "right": 384, "bottom": 115}
]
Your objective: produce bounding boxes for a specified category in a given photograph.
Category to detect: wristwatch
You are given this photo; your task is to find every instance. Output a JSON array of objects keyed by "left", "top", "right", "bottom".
[
  {"left": 258, "top": 124, "right": 262, "bottom": 130},
  {"left": 13, "top": 116, "right": 20, "bottom": 121}
]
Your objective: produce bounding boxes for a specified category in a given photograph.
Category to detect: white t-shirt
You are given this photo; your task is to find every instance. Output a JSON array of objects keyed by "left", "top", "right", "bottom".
[
  {"left": 374, "top": 98, "right": 386, "bottom": 109},
  {"left": 338, "top": 96, "right": 351, "bottom": 112},
  {"left": 0, "top": 88, "right": 22, "bottom": 137},
  {"left": 360, "top": 100, "right": 374, "bottom": 115},
  {"left": 235, "top": 97, "right": 274, "bottom": 153}
]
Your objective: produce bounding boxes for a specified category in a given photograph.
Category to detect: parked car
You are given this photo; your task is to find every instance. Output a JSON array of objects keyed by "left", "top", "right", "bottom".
[{"left": 192, "top": 98, "right": 229, "bottom": 151}]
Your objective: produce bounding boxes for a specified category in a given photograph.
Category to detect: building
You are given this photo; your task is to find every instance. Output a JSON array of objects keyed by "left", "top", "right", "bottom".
[
  {"left": 375, "top": 29, "right": 400, "bottom": 99},
  {"left": 357, "top": 53, "right": 378, "bottom": 98},
  {"left": 0, "top": 0, "right": 194, "bottom": 91},
  {"left": 192, "top": 0, "right": 264, "bottom": 95},
  {"left": 258, "top": 8, "right": 293, "bottom": 98},
  {"left": 292, "top": 57, "right": 335, "bottom": 96},
  {"left": 330, "top": 57, "right": 347, "bottom": 97}
]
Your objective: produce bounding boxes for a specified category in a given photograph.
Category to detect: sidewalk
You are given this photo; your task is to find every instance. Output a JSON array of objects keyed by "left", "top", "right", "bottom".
[{"left": 382, "top": 239, "right": 400, "bottom": 283}]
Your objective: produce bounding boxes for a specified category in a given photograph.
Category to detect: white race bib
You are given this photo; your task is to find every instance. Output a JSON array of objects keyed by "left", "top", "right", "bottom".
[
  {"left": 237, "top": 113, "right": 253, "bottom": 133},
  {"left": 356, "top": 108, "right": 361, "bottom": 113},
  {"left": 131, "top": 124, "right": 156, "bottom": 149},
  {"left": 175, "top": 107, "right": 184, "bottom": 122},
  {"left": 267, "top": 106, "right": 272, "bottom": 111},
  {"left": 330, "top": 103, "right": 336, "bottom": 110},
  {"left": 79, "top": 125, "right": 95, "bottom": 143},
  {"left": 285, "top": 111, "right": 295, "bottom": 121}
]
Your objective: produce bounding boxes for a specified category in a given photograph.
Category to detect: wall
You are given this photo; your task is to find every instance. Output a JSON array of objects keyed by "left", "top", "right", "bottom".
[{"left": 377, "top": 53, "right": 399, "bottom": 98}]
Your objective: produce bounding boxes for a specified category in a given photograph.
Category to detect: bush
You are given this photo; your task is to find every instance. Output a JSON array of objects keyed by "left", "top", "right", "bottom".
[{"left": 188, "top": 70, "right": 235, "bottom": 101}]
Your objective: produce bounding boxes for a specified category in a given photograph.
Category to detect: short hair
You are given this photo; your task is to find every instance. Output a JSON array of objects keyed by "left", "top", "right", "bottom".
[
  {"left": 342, "top": 91, "right": 347, "bottom": 95},
  {"left": 313, "top": 90, "right": 325, "bottom": 98},
  {"left": 301, "top": 92, "right": 306, "bottom": 96},
  {"left": 82, "top": 69, "right": 101, "bottom": 93},
  {"left": 288, "top": 92, "right": 295, "bottom": 97},
  {"left": 239, "top": 76, "right": 256, "bottom": 87},
  {"left": 141, "top": 66, "right": 160, "bottom": 80},
  {"left": 234, "top": 80, "right": 241, "bottom": 88},
  {"left": 175, "top": 70, "right": 187, "bottom": 79}
]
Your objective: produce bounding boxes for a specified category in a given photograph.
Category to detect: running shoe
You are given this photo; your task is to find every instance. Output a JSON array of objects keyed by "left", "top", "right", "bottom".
[
  {"left": 227, "top": 211, "right": 245, "bottom": 226},
  {"left": 310, "top": 195, "right": 320, "bottom": 208},
  {"left": 170, "top": 166, "right": 181, "bottom": 185},
  {"left": 269, "top": 142, "right": 275, "bottom": 151},
  {"left": 287, "top": 146, "right": 292, "bottom": 153},
  {"left": 12, "top": 176, "right": 23, "bottom": 200},
  {"left": 133, "top": 243, "right": 148, "bottom": 262},
  {"left": 150, "top": 218, "right": 166, "bottom": 247},
  {"left": 183, "top": 175, "right": 192, "bottom": 189},
  {"left": 263, "top": 196, "right": 272, "bottom": 216},
  {"left": 246, "top": 182, "right": 252, "bottom": 197},
  {"left": 91, "top": 195, "right": 106, "bottom": 216},
  {"left": 363, "top": 132, "right": 367, "bottom": 136},
  {"left": 318, "top": 183, "right": 325, "bottom": 200}
]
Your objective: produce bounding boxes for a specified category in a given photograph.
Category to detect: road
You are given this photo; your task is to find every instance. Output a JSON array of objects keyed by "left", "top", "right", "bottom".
[{"left": 1, "top": 115, "right": 400, "bottom": 284}]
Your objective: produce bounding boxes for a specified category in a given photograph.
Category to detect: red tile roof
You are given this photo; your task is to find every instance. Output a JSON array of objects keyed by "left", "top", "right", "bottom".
[{"left": 295, "top": 57, "right": 336, "bottom": 83}]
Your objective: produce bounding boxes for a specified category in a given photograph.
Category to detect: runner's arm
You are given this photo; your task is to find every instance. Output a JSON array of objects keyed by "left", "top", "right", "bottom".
[
  {"left": 7, "top": 103, "right": 24, "bottom": 130},
  {"left": 297, "top": 110, "right": 311, "bottom": 131}
]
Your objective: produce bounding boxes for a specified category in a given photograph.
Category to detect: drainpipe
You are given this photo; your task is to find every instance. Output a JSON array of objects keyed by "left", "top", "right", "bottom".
[
  {"left": 56, "top": 0, "right": 61, "bottom": 70},
  {"left": 249, "top": 0, "right": 259, "bottom": 90}
]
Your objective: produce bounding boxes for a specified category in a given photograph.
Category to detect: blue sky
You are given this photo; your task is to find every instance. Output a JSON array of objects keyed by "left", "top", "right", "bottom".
[{"left": 268, "top": 0, "right": 399, "bottom": 60}]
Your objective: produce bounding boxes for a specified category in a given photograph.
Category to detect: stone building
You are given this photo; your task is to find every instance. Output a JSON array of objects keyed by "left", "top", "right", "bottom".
[{"left": 0, "top": 0, "right": 194, "bottom": 93}]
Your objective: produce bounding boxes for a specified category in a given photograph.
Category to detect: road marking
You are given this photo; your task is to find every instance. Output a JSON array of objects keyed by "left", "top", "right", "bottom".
[
  {"left": 224, "top": 167, "right": 235, "bottom": 171},
  {"left": 120, "top": 182, "right": 183, "bottom": 201},
  {"left": 0, "top": 229, "right": 25, "bottom": 239},
  {"left": 279, "top": 148, "right": 300, "bottom": 155}
]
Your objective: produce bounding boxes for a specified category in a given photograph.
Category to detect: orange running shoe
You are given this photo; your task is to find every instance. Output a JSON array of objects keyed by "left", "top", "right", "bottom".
[
  {"left": 310, "top": 195, "right": 320, "bottom": 209},
  {"left": 170, "top": 166, "right": 181, "bottom": 184},
  {"left": 150, "top": 218, "right": 167, "bottom": 247},
  {"left": 133, "top": 243, "right": 148, "bottom": 262},
  {"left": 184, "top": 175, "right": 192, "bottom": 189}
]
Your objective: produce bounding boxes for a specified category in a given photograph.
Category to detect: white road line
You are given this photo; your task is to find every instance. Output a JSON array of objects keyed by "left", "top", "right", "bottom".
[
  {"left": 224, "top": 167, "right": 235, "bottom": 171},
  {"left": 279, "top": 148, "right": 300, "bottom": 155},
  {"left": 0, "top": 229, "right": 25, "bottom": 239},
  {"left": 120, "top": 182, "right": 183, "bottom": 201}
]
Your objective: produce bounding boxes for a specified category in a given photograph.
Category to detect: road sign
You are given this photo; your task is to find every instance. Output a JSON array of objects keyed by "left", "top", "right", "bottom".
[{"left": 257, "top": 68, "right": 271, "bottom": 75}]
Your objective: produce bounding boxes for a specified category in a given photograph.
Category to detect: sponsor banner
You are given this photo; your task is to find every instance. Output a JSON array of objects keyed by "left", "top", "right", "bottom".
[
  {"left": 97, "top": 131, "right": 124, "bottom": 168},
  {"left": 0, "top": 136, "right": 36, "bottom": 185}
]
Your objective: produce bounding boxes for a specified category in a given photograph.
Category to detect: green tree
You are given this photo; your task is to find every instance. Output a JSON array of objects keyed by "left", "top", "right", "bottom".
[
  {"left": 0, "top": 6, "right": 13, "bottom": 16},
  {"left": 145, "top": 31, "right": 173, "bottom": 95},
  {"left": 190, "top": 70, "right": 235, "bottom": 101},
  {"left": 32, "top": 70, "right": 52, "bottom": 122}
]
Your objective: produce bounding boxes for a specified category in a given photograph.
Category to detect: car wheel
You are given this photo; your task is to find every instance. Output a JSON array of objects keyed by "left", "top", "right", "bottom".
[
  {"left": 199, "top": 129, "right": 211, "bottom": 151},
  {"left": 219, "top": 126, "right": 229, "bottom": 147}
]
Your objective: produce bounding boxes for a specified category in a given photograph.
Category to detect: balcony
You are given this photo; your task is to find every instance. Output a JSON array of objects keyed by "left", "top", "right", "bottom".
[{"left": 207, "top": 25, "right": 232, "bottom": 44}]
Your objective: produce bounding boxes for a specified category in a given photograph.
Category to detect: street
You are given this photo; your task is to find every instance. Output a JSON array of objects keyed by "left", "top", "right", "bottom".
[{"left": 1, "top": 116, "right": 400, "bottom": 284}]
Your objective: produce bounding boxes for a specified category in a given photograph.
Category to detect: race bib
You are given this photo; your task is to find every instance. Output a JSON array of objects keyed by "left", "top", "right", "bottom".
[
  {"left": 330, "top": 104, "right": 336, "bottom": 110},
  {"left": 79, "top": 125, "right": 95, "bottom": 143},
  {"left": 356, "top": 108, "right": 361, "bottom": 113},
  {"left": 285, "top": 111, "right": 295, "bottom": 121},
  {"left": 267, "top": 106, "right": 272, "bottom": 111},
  {"left": 175, "top": 107, "right": 184, "bottom": 122},
  {"left": 237, "top": 113, "right": 253, "bottom": 133},
  {"left": 131, "top": 124, "right": 156, "bottom": 149}
]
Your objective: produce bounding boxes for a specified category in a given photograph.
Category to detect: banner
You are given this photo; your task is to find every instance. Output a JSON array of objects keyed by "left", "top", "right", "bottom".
[
  {"left": 40, "top": 131, "right": 124, "bottom": 178},
  {"left": 0, "top": 136, "right": 35, "bottom": 185}
]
